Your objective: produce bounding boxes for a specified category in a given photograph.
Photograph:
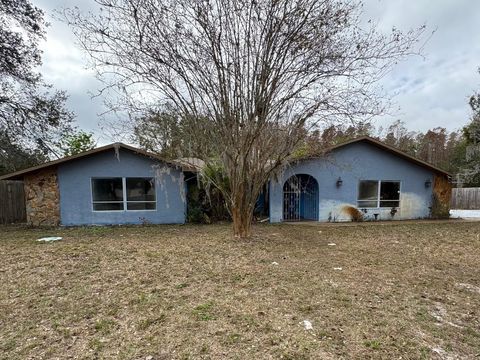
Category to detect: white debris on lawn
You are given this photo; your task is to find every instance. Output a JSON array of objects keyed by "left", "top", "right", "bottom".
[
  {"left": 302, "top": 320, "right": 313, "bottom": 330},
  {"left": 271, "top": 261, "right": 279, "bottom": 266},
  {"left": 431, "top": 302, "right": 463, "bottom": 329},
  {"left": 450, "top": 209, "right": 480, "bottom": 219},
  {"left": 333, "top": 267, "right": 342, "bottom": 271},
  {"left": 327, "top": 243, "right": 336, "bottom": 246},
  {"left": 37, "top": 237, "right": 63, "bottom": 242},
  {"left": 326, "top": 279, "right": 339, "bottom": 288},
  {"left": 431, "top": 347, "right": 459, "bottom": 360},
  {"left": 456, "top": 282, "right": 480, "bottom": 294}
]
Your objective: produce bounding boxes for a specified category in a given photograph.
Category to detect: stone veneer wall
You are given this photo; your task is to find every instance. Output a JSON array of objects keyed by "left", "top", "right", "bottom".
[{"left": 24, "top": 167, "right": 60, "bottom": 226}]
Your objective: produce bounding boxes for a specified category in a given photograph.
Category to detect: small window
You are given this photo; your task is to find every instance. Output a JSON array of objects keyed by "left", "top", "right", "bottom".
[
  {"left": 357, "top": 180, "right": 400, "bottom": 208},
  {"left": 92, "top": 178, "right": 124, "bottom": 211},
  {"left": 126, "top": 178, "right": 156, "bottom": 210}
]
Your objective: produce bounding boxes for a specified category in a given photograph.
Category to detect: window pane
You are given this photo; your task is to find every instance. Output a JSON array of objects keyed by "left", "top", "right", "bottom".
[
  {"left": 380, "top": 181, "right": 400, "bottom": 201},
  {"left": 93, "top": 202, "right": 124, "bottom": 211},
  {"left": 92, "top": 178, "right": 123, "bottom": 201},
  {"left": 358, "top": 181, "right": 378, "bottom": 200},
  {"left": 127, "top": 202, "right": 156, "bottom": 210},
  {"left": 126, "top": 178, "right": 156, "bottom": 201},
  {"left": 380, "top": 200, "right": 400, "bottom": 207},
  {"left": 357, "top": 200, "right": 377, "bottom": 208}
]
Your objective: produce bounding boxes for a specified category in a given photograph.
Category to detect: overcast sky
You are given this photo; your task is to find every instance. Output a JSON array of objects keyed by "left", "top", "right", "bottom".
[{"left": 35, "top": 0, "right": 480, "bottom": 144}]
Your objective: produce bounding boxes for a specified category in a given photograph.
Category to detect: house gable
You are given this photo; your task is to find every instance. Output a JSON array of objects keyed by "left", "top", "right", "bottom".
[
  {"left": 325, "top": 136, "right": 449, "bottom": 177},
  {"left": 0, "top": 143, "right": 180, "bottom": 181},
  {"left": 57, "top": 147, "right": 185, "bottom": 226}
]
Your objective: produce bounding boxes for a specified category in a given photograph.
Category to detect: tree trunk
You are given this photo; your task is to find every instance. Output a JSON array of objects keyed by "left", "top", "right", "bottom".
[{"left": 231, "top": 205, "right": 253, "bottom": 238}]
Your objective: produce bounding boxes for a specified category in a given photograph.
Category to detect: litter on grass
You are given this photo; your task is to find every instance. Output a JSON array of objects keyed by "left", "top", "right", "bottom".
[
  {"left": 333, "top": 267, "right": 343, "bottom": 271},
  {"left": 327, "top": 243, "right": 336, "bottom": 246},
  {"left": 455, "top": 282, "right": 480, "bottom": 294},
  {"left": 302, "top": 320, "right": 313, "bottom": 330},
  {"left": 271, "top": 261, "right": 279, "bottom": 266},
  {"left": 37, "top": 237, "right": 62, "bottom": 242}
]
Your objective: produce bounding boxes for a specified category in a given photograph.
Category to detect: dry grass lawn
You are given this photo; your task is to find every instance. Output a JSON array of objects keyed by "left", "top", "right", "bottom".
[{"left": 1, "top": 221, "right": 480, "bottom": 359}]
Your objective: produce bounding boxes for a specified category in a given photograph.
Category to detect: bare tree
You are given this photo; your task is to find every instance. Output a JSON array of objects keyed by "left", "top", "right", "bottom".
[{"left": 65, "top": 0, "right": 426, "bottom": 237}]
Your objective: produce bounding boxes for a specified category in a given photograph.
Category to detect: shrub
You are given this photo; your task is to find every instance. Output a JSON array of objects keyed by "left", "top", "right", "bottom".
[
  {"left": 430, "top": 193, "right": 450, "bottom": 219},
  {"left": 342, "top": 206, "right": 364, "bottom": 222}
]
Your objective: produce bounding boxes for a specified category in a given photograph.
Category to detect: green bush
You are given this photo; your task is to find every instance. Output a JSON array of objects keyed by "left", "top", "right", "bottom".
[{"left": 186, "top": 174, "right": 229, "bottom": 223}]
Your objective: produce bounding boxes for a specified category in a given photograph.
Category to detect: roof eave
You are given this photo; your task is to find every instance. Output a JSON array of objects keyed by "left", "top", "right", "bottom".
[
  {"left": 0, "top": 143, "right": 183, "bottom": 181},
  {"left": 293, "top": 136, "right": 450, "bottom": 178}
]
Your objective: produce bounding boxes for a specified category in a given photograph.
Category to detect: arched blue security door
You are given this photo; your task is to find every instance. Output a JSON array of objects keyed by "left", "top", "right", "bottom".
[{"left": 283, "top": 174, "right": 319, "bottom": 221}]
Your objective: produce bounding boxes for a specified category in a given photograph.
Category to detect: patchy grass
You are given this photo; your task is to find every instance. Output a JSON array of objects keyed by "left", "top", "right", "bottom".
[
  {"left": 364, "top": 339, "right": 381, "bottom": 350},
  {"left": 193, "top": 301, "right": 217, "bottom": 321},
  {"left": 0, "top": 221, "right": 480, "bottom": 359}
]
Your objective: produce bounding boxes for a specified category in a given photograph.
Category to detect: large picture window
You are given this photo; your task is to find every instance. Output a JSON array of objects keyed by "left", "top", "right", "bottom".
[
  {"left": 91, "top": 177, "right": 156, "bottom": 211},
  {"left": 357, "top": 180, "right": 400, "bottom": 208}
]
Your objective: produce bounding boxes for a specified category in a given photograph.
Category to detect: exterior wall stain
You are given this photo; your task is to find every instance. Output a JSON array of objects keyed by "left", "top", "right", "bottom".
[{"left": 398, "top": 192, "right": 429, "bottom": 219}]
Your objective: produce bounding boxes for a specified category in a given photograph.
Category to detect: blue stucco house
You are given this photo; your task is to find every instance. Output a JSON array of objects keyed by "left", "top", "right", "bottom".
[
  {"left": 269, "top": 137, "right": 451, "bottom": 222},
  {"left": 0, "top": 137, "right": 451, "bottom": 226},
  {"left": 0, "top": 143, "right": 187, "bottom": 226}
]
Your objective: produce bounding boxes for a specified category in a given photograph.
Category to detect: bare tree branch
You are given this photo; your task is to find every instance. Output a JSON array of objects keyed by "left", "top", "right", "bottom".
[{"left": 64, "top": 0, "right": 426, "bottom": 237}]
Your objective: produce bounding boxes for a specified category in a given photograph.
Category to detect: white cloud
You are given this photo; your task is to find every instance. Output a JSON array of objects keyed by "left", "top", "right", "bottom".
[
  {"left": 363, "top": 0, "right": 480, "bottom": 132},
  {"left": 31, "top": 0, "right": 480, "bottom": 138},
  {"left": 34, "top": 0, "right": 115, "bottom": 143}
]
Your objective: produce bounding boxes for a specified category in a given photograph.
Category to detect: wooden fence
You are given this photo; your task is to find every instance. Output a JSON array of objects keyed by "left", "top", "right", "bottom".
[
  {"left": 451, "top": 187, "right": 480, "bottom": 210},
  {"left": 0, "top": 181, "right": 26, "bottom": 224}
]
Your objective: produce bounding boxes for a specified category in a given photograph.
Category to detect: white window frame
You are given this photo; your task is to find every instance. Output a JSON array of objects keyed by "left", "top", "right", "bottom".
[
  {"left": 357, "top": 180, "right": 401, "bottom": 209},
  {"left": 91, "top": 177, "right": 157, "bottom": 212}
]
